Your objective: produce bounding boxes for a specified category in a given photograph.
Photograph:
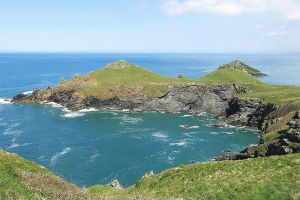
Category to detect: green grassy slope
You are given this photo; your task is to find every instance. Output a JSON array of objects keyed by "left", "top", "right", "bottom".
[
  {"left": 0, "top": 150, "right": 86, "bottom": 199},
  {"left": 53, "top": 60, "right": 300, "bottom": 106},
  {"left": 1, "top": 149, "right": 299, "bottom": 200},
  {"left": 57, "top": 60, "right": 194, "bottom": 98},
  {"left": 198, "top": 67, "right": 300, "bottom": 107},
  {"left": 90, "top": 153, "right": 300, "bottom": 200}
]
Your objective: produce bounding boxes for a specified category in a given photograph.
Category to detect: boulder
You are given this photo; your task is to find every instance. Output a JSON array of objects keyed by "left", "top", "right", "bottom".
[{"left": 111, "top": 180, "right": 123, "bottom": 189}]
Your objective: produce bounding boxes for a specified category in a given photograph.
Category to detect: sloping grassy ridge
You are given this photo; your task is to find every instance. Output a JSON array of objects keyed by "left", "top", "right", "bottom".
[{"left": 1, "top": 150, "right": 299, "bottom": 200}]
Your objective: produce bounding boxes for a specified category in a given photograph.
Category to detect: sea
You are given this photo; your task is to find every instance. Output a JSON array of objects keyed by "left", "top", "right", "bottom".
[{"left": 0, "top": 53, "right": 299, "bottom": 187}]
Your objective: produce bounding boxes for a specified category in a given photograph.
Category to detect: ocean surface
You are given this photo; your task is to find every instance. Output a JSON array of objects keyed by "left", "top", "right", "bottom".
[{"left": 0, "top": 53, "right": 299, "bottom": 187}]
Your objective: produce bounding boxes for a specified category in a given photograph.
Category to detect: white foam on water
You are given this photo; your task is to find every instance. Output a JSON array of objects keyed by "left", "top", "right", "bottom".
[
  {"left": 0, "top": 98, "right": 12, "bottom": 104},
  {"left": 170, "top": 141, "right": 188, "bottom": 146},
  {"left": 22, "top": 90, "right": 33, "bottom": 95},
  {"left": 152, "top": 131, "right": 168, "bottom": 139},
  {"left": 78, "top": 108, "right": 98, "bottom": 112},
  {"left": 179, "top": 125, "right": 199, "bottom": 129},
  {"left": 119, "top": 115, "right": 143, "bottom": 125},
  {"left": 62, "top": 112, "right": 85, "bottom": 118},
  {"left": 210, "top": 132, "right": 220, "bottom": 135},
  {"left": 2, "top": 129, "right": 23, "bottom": 136},
  {"left": 90, "top": 152, "right": 100, "bottom": 162},
  {"left": 45, "top": 102, "right": 63, "bottom": 108},
  {"left": 8, "top": 142, "right": 31, "bottom": 149},
  {"left": 181, "top": 114, "right": 193, "bottom": 118},
  {"left": 196, "top": 112, "right": 207, "bottom": 116},
  {"left": 60, "top": 107, "right": 98, "bottom": 118},
  {"left": 50, "top": 147, "right": 72, "bottom": 166}
]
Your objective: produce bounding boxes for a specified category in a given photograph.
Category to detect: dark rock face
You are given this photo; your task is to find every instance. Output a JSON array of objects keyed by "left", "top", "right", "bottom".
[
  {"left": 218, "top": 109, "right": 300, "bottom": 161},
  {"left": 13, "top": 84, "right": 243, "bottom": 115},
  {"left": 225, "top": 98, "right": 277, "bottom": 129},
  {"left": 12, "top": 94, "right": 31, "bottom": 103}
]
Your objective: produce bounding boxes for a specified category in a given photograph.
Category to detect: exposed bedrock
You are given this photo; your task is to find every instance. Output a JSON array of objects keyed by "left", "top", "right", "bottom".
[
  {"left": 217, "top": 100, "right": 300, "bottom": 161},
  {"left": 12, "top": 84, "right": 244, "bottom": 115}
]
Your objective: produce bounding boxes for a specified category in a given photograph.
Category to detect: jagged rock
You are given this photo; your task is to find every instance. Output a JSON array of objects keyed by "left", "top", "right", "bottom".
[
  {"left": 214, "top": 152, "right": 249, "bottom": 161},
  {"left": 111, "top": 180, "right": 123, "bottom": 189},
  {"left": 142, "top": 170, "right": 154, "bottom": 179},
  {"left": 212, "top": 123, "right": 226, "bottom": 128},
  {"left": 13, "top": 84, "right": 244, "bottom": 115},
  {"left": 225, "top": 97, "right": 277, "bottom": 129}
]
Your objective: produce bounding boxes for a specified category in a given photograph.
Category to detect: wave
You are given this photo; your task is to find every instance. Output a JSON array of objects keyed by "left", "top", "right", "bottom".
[
  {"left": 50, "top": 147, "right": 72, "bottom": 166},
  {"left": 181, "top": 114, "right": 193, "bottom": 118},
  {"left": 44, "top": 102, "right": 64, "bottom": 108},
  {"left": 90, "top": 152, "right": 100, "bottom": 162},
  {"left": 170, "top": 141, "right": 188, "bottom": 146},
  {"left": 62, "top": 112, "right": 85, "bottom": 118},
  {"left": 151, "top": 131, "right": 169, "bottom": 142},
  {"left": 2, "top": 128, "right": 23, "bottom": 136},
  {"left": 8, "top": 142, "right": 31, "bottom": 149},
  {"left": 0, "top": 98, "right": 12, "bottom": 104},
  {"left": 152, "top": 131, "right": 168, "bottom": 139},
  {"left": 179, "top": 125, "right": 199, "bottom": 129},
  {"left": 61, "top": 107, "right": 98, "bottom": 118},
  {"left": 22, "top": 90, "right": 33, "bottom": 95},
  {"left": 119, "top": 115, "right": 143, "bottom": 125}
]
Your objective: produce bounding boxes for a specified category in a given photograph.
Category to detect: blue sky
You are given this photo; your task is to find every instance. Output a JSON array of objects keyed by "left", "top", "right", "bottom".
[{"left": 0, "top": 0, "right": 300, "bottom": 53}]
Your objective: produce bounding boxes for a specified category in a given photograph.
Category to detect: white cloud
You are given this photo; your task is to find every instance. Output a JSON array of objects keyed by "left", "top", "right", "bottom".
[{"left": 162, "top": 0, "right": 300, "bottom": 21}]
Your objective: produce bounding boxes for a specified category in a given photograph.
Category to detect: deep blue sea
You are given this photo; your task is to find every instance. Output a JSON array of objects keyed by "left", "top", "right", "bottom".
[{"left": 0, "top": 53, "right": 299, "bottom": 187}]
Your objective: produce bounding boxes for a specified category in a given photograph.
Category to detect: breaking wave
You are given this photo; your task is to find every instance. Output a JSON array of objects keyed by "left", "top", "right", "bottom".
[{"left": 50, "top": 147, "right": 72, "bottom": 166}]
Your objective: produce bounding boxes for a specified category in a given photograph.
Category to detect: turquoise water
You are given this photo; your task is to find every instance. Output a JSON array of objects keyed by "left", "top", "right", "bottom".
[{"left": 1, "top": 53, "right": 299, "bottom": 187}]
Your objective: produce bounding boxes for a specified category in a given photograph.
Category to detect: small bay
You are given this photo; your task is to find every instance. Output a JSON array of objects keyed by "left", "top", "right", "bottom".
[{"left": 1, "top": 53, "right": 299, "bottom": 187}]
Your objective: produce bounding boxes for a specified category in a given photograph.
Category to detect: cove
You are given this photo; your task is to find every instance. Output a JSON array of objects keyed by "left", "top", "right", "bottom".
[{"left": 0, "top": 102, "right": 259, "bottom": 187}]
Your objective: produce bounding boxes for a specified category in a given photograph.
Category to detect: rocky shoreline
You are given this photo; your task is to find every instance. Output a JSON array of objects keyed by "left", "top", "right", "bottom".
[
  {"left": 11, "top": 59, "right": 300, "bottom": 162},
  {"left": 12, "top": 84, "right": 248, "bottom": 114},
  {"left": 11, "top": 82, "right": 300, "bottom": 161}
]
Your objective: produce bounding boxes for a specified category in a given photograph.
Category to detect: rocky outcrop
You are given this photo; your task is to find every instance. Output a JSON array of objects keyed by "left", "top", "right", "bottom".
[
  {"left": 111, "top": 180, "right": 123, "bottom": 190},
  {"left": 12, "top": 84, "right": 245, "bottom": 115},
  {"left": 225, "top": 97, "right": 277, "bottom": 130},
  {"left": 217, "top": 109, "right": 300, "bottom": 161}
]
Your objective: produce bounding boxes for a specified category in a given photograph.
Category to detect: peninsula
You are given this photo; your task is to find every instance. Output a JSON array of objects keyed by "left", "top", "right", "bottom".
[{"left": 6, "top": 60, "right": 300, "bottom": 199}]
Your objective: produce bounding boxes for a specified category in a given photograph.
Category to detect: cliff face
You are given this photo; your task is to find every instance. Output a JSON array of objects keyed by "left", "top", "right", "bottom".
[
  {"left": 13, "top": 84, "right": 245, "bottom": 115},
  {"left": 217, "top": 98, "right": 300, "bottom": 160}
]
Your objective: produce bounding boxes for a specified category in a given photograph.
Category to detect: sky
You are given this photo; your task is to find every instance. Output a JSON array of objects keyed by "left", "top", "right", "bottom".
[{"left": 0, "top": 0, "right": 300, "bottom": 53}]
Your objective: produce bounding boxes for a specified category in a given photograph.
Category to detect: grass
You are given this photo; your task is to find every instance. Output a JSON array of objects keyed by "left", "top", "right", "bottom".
[
  {"left": 2, "top": 149, "right": 299, "bottom": 200},
  {"left": 53, "top": 60, "right": 300, "bottom": 107},
  {"left": 57, "top": 60, "right": 196, "bottom": 99},
  {"left": 0, "top": 150, "right": 87, "bottom": 199},
  {"left": 198, "top": 67, "right": 300, "bottom": 107},
  {"left": 90, "top": 153, "right": 300, "bottom": 200}
]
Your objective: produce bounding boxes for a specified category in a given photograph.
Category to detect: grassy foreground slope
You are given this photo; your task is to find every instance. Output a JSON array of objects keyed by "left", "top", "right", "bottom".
[
  {"left": 1, "top": 150, "right": 300, "bottom": 200},
  {"left": 91, "top": 153, "right": 300, "bottom": 199},
  {"left": 0, "top": 150, "right": 87, "bottom": 199}
]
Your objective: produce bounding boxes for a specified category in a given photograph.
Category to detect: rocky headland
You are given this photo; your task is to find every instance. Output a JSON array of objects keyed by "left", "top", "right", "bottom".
[{"left": 12, "top": 60, "right": 300, "bottom": 160}]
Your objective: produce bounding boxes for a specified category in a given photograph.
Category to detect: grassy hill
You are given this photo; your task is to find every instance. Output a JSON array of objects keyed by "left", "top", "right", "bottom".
[
  {"left": 1, "top": 150, "right": 299, "bottom": 200},
  {"left": 53, "top": 60, "right": 300, "bottom": 107},
  {"left": 57, "top": 60, "right": 194, "bottom": 99},
  {"left": 198, "top": 64, "right": 300, "bottom": 107}
]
